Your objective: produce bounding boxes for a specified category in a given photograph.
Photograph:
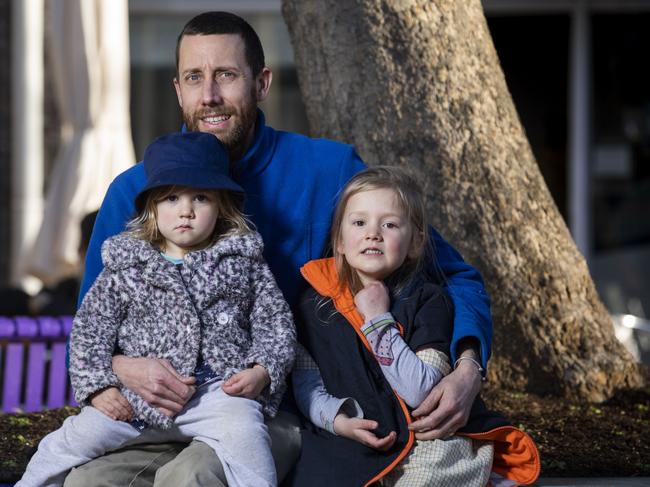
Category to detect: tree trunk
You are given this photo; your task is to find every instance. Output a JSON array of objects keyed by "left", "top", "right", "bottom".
[{"left": 282, "top": 0, "right": 643, "bottom": 401}]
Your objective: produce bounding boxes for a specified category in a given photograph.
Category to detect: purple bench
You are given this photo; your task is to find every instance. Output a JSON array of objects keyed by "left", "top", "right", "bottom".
[{"left": 0, "top": 316, "right": 76, "bottom": 413}]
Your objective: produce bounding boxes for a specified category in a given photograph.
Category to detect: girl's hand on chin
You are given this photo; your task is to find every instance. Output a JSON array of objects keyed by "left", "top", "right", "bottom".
[{"left": 354, "top": 281, "right": 390, "bottom": 321}]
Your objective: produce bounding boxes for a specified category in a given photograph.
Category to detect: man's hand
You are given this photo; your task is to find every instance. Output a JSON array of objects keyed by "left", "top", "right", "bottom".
[
  {"left": 112, "top": 355, "right": 196, "bottom": 417},
  {"left": 408, "top": 358, "right": 482, "bottom": 439},
  {"left": 333, "top": 414, "right": 397, "bottom": 451},
  {"left": 222, "top": 365, "right": 270, "bottom": 399},
  {"left": 354, "top": 281, "right": 390, "bottom": 322},
  {"left": 90, "top": 386, "right": 134, "bottom": 421}
]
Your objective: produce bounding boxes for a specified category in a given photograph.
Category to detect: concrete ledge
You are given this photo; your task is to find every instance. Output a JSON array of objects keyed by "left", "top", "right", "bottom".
[{"left": 536, "top": 478, "right": 650, "bottom": 486}]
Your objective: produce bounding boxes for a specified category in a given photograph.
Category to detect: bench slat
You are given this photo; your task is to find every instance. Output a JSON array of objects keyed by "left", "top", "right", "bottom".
[
  {"left": 1, "top": 316, "right": 74, "bottom": 413},
  {"left": 3, "top": 343, "right": 25, "bottom": 412},
  {"left": 48, "top": 342, "right": 69, "bottom": 409},
  {"left": 25, "top": 342, "right": 46, "bottom": 412}
]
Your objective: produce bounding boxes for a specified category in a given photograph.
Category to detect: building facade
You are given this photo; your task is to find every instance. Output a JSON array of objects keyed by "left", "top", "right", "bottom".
[{"left": 2, "top": 0, "right": 649, "bottom": 338}]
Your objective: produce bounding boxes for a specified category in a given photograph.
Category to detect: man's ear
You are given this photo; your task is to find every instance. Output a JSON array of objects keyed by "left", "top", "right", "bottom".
[
  {"left": 173, "top": 77, "right": 183, "bottom": 108},
  {"left": 256, "top": 67, "right": 273, "bottom": 102}
]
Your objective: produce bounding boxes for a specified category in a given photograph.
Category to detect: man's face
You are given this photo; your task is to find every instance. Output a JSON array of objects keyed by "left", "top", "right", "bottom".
[{"left": 174, "top": 34, "right": 271, "bottom": 159}]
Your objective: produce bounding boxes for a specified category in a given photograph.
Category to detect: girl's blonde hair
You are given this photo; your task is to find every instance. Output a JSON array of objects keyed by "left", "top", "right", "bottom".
[
  {"left": 127, "top": 185, "right": 252, "bottom": 251},
  {"left": 331, "top": 165, "right": 432, "bottom": 295}
]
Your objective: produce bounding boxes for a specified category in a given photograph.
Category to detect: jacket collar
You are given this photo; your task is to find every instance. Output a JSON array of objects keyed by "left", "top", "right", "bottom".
[
  {"left": 110, "top": 233, "right": 263, "bottom": 295},
  {"left": 181, "top": 109, "right": 276, "bottom": 182},
  {"left": 232, "top": 109, "right": 276, "bottom": 180},
  {"left": 102, "top": 236, "right": 185, "bottom": 294},
  {"left": 141, "top": 258, "right": 185, "bottom": 293},
  {"left": 300, "top": 258, "right": 364, "bottom": 329}
]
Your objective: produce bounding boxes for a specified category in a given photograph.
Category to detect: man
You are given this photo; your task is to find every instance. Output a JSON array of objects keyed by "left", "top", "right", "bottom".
[{"left": 65, "top": 11, "right": 490, "bottom": 487}]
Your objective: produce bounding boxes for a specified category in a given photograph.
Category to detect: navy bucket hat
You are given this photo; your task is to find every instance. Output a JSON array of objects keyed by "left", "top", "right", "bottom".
[{"left": 134, "top": 132, "right": 244, "bottom": 212}]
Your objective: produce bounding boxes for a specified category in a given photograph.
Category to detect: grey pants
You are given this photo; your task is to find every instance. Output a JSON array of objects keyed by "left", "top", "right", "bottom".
[{"left": 18, "top": 382, "right": 281, "bottom": 487}]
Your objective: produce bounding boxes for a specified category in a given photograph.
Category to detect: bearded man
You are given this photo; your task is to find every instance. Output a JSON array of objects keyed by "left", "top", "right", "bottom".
[{"left": 65, "top": 11, "right": 490, "bottom": 487}]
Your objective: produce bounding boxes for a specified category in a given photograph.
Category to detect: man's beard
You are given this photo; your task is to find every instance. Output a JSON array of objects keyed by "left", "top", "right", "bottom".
[{"left": 183, "top": 90, "right": 257, "bottom": 156}]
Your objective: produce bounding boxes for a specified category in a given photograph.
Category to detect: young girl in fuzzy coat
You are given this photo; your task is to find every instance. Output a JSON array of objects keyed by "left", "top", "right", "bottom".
[
  {"left": 290, "top": 166, "right": 540, "bottom": 487},
  {"left": 18, "top": 132, "right": 296, "bottom": 487}
]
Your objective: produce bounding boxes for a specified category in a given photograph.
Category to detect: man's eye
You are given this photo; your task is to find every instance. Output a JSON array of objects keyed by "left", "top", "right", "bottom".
[
  {"left": 186, "top": 73, "right": 200, "bottom": 82},
  {"left": 218, "top": 71, "right": 236, "bottom": 82}
]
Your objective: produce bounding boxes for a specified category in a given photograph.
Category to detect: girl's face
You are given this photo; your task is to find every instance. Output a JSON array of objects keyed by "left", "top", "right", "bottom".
[
  {"left": 337, "top": 188, "right": 415, "bottom": 287},
  {"left": 156, "top": 187, "right": 219, "bottom": 258}
]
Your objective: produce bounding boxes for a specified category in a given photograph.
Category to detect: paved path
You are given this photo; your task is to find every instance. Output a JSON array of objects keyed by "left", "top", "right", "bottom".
[
  {"left": 536, "top": 479, "right": 650, "bottom": 486},
  {"left": 3, "top": 479, "right": 650, "bottom": 486}
]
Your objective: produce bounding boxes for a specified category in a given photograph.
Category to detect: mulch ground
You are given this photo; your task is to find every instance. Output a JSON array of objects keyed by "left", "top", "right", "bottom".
[
  {"left": 1, "top": 386, "right": 649, "bottom": 483},
  {"left": 480, "top": 385, "right": 650, "bottom": 478}
]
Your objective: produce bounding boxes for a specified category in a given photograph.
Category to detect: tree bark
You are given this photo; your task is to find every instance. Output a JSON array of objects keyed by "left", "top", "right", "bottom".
[{"left": 282, "top": 0, "right": 644, "bottom": 401}]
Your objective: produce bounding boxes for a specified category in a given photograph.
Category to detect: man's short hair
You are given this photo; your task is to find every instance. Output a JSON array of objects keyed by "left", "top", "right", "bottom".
[{"left": 175, "top": 11, "right": 265, "bottom": 77}]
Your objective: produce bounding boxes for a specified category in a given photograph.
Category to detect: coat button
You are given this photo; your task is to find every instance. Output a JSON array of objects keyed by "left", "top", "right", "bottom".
[{"left": 217, "top": 312, "right": 229, "bottom": 325}]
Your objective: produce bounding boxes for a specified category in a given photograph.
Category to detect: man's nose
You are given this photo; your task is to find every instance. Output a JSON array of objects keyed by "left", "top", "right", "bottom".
[{"left": 202, "top": 79, "right": 223, "bottom": 105}]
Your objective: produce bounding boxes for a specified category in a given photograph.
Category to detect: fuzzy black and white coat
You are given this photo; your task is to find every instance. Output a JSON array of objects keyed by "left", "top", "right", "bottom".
[{"left": 69, "top": 232, "right": 296, "bottom": 429}]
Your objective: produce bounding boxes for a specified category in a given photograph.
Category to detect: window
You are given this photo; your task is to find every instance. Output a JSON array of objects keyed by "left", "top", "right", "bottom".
[{"left": 590, "top": 13, "right": 650, "bottom": 317}]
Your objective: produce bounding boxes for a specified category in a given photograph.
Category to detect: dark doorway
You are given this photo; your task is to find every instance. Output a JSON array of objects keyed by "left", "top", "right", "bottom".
[{"left": 487, "top": 14, "right": 570, "bottom": 219}]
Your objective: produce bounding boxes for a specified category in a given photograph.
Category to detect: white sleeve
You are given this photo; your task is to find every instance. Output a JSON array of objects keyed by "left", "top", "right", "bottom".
[{"left": 361, "top": 313, "right": 446, "bottom": 408}]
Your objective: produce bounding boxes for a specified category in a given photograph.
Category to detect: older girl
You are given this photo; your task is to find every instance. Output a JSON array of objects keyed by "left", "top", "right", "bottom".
[{"left": 290, "top": 166, "right": 539, "bottom": 487}]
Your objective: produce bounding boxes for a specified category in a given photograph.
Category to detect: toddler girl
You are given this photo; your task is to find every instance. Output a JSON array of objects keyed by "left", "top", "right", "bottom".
[
  {"left": 18, "top": 132, "right": 295, "bottom": 487},
  {"left": 290, "top": 166, "right": 539, "bottom": 486}
]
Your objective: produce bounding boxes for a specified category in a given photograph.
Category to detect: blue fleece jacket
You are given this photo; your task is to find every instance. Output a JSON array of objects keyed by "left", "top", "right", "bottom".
[{"left": 79, "top": 110, "right": 492, "bottom": 366}]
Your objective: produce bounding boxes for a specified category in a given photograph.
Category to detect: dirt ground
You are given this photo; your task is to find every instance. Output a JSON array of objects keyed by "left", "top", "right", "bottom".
[
  {"left": 480, "top": 385, "right": 650, "bottom": 478},
  {"left": 1, "top": 385, "right": 649, "bottom": 483}
]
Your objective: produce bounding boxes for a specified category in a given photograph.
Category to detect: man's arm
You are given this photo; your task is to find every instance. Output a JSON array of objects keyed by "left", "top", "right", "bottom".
[
  {"left": 428, "top": 226, "right": 492, "bottom": 368},
  {"left": 409, "top": 338, "right": 483, "bottom": 439},
  {"left": 67, "top": 168, "right": 140, "bottom": 367},
  {"left": 78, "top": 167, "right": 143, "bottom": 307},
  {"left": 405, "top": 227, "right": 491, "bottom": 440}
]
